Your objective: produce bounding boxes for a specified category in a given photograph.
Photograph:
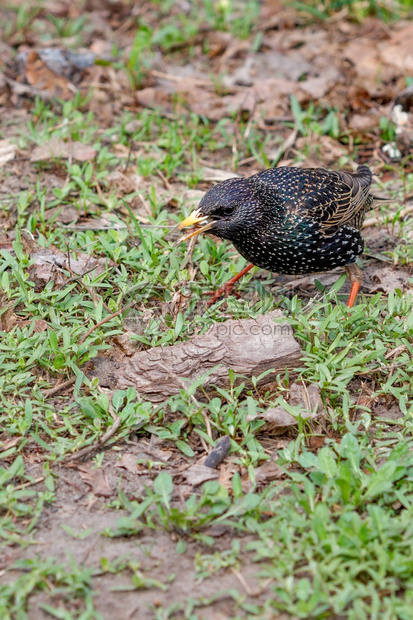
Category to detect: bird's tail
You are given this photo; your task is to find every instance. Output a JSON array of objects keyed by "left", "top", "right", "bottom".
[
  {"left": 339, "top": 165, "right": 372, "bottom": 193},
  {"left": 342, "top": 166, "right": 389, "bottom": 202}
]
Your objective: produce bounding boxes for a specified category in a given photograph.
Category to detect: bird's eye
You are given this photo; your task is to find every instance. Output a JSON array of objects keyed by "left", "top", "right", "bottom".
[{"left": 222, "top": 205, "right": 236, "bottom": 216}]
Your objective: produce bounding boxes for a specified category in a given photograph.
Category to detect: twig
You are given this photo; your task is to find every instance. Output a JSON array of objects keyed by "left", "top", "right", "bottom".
[
  {"left": 270, "top": 127, "right": 298, "bottom": 166},
  {"left": 43, "top": 376, "right": 76, "bottom": 399},
  {"left": 180, "top": 235, "right": 198, "bottom": 278},
  {"left": 78, "top": 301, "right": 134, "bottom": 345},
  {"left": 230, "top": 568, "right": 273, "bottom": 597},
  {"left": 363, "top": 203, "right": 413, "bottom": 228},
  {"left": 56, "top": 263, "right": 105, "bottom": 289},
  {"left": 14, "top": 476, "right": 45, "bottom": 491},
  {"left": 64, "top": 404, "right": 122, "bottom": 463},
  {"left": 123, "top": 140, "right": 135, "bottom": 173},
  {"left": 150, "top": 70, "right": 210, "bottom": 86},
  {"left": 156, "top": 168, "right": 173, "bottom": 191},
  {"left": 355, "top": 360, "right": 408, "bottom": 377},
  {"left": 138, "top": 193, "right": 152, "bottom": 217},
  {"left": 384, "top": 344, "right": 408, "bottom": 360}
]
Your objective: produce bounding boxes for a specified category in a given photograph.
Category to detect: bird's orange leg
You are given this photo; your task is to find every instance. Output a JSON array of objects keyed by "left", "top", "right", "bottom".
[
  {"left": 345, "top": 264, "right": 362, "bottom": 308},
  {"left": 206, "top": 263, "right": 254, "bottom": 307}
]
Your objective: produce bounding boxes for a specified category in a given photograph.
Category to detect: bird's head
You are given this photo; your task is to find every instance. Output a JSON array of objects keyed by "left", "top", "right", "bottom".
[{"left": 176, "top": 177, "right": 271, "bottom": 244}]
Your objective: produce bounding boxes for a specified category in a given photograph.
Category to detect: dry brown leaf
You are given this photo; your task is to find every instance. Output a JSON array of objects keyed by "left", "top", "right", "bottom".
[
  {"left": 44, "top": 205, "right": 79, "bottom": 224},
  {"left": 299, "top": 66, "right": 340, "bottom": 101},
  {"left": 0, "top": 306, "right": 18, "bottom": 333},
  {"left": 224, "top": 51, "right": 312, "bottom": 88},
  {"left": 135, "top": 87, "right": 176, "bottom": 115},
  {"left": 78, "top": 465, "right": 113, "bottom": 497},
  {"left": 380, "top": 23, "right": 413, "bottom": 74},
  {"left": 30, "top": 139, "right": 67, "bottom": 161},
  {"left": 25, "top": 51, "right": 76, "bottom": 99},
  {"left": 29, "top": 248, "right": 115, "bottom": 290},
  {"left": 369, "top": 266, "right": 410, "bottom": 294},
  {"left": 113, "top": 329, "right": 145, "bottom": 356},
  {"left": 71, "top": 143, "right": 97, "bottom": 161},
  {"left": 206, "top": 31, "right": 231, "bottom": 57},
  {"left": 261, "top": 383, "right": 323, "bottom": 427},
  {"left": 115, "top": 453, "right": 140, "bottom": 475},
  {"left": 344, "top": 40, "right": 394, "bottom": 96},
  {"left": 183, "top": 90, "right": 231, "bottom": 121},
  {"left": 0, "top": 140, "right": 16, "bottom": 167},
  {"left": 201, "top": 167, "right": 240, "bottom": 182},
  {"left": 254, "top": 461, "right": 284, "bottom": 484},
  {"left": 30, "top": 138, "right": 96, "bottom": 162},
  {"left": 348, "top": 112, "right": 381, "bottom": 132},
  {"left": 218, "top": 463, "right": 238, "bottom": 490},
  {"left": 34, "top": 319, "right": 49, "bottom": 333},
  {"left": 183, "top": 464, "right": 219, "bottom": 486}
]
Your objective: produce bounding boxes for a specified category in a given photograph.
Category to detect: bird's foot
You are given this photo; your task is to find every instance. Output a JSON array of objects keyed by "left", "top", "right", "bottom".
[
  {"left": 346, "top": 281, "right": 361, "bottom": 308},
  {"left": 345, "top": 264, "right": 362, "bottom": 308},
  {"left": 204, "top": 264, "right": 255, "bottom": 308},
  {"left": 205, "top": 282, "right": 241, "bottom": 307}
]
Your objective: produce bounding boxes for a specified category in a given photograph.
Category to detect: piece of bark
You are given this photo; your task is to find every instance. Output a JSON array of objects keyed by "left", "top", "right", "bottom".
[{"left": 91, "top": 311, "right": 301, "bottom": 402}]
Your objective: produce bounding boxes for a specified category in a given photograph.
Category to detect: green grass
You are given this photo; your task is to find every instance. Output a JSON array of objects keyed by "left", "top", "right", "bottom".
[
  {"left": 1, "top": 88, "right": 413, "bottom": 616},
  {"left": 1, "top": 0, "right": 413, "bottom": 616}
]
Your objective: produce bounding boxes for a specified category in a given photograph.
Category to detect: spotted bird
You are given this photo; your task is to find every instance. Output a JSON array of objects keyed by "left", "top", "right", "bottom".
[{"left": 177, "top": 165, "right": 375, "bottom": 308}]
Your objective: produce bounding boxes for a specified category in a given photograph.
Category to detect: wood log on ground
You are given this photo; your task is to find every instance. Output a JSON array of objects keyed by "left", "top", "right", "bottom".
[{"left": 91, "top": 310, "right": 302, "bottom": 403}]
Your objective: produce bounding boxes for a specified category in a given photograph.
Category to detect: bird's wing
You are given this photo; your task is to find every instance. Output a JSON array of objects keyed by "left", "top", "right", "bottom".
[
  {"left": 293, "top": 167, "right": 373, "bottom": 233},
  {"left": 255, "top": 166, "right": 373, "bottom": 234},
  {"left": 317, "top": 168, "right": 373, "bottom": 231}
]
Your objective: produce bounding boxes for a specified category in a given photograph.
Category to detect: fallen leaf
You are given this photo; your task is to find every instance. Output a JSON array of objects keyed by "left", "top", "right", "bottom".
[
  {"left": 78, "top": 465, "right": 113, "bottom": 497},
  {"left": 29, "top": 248, "right": 116, "bottom": 290},
  {"left": 30, "top": 139, "right": 67, "bottom": 161},
  {"left": 17, "top": 47, "right": 103, "bottom": 82},
  {"left": 343, "top": 40, "right": 395, "bottom": 97},
  {"left": 115, "top": 453, "right": 140, "bottom": 475},
  {"left": 25, "top": 51, "right": 76, "bottom": 99},
  {"left": 348, "top": 112, "right": 381, "bottom": 132},
  {"left": 30, "top": 138, "right": 96, "bottom": 162},
  {"left": 44, "top": 205, "right": 80, "bottom": 224},
  {"left": 206, "top": 31, "right": 231, "bottom": 57},
  {"left": 254, "top": 461, "right": 284, "bottom": 484},
  {"left": 71, "top": 143, "right": 97, "bottom": 161},
  {"left": 0, "top": 306, "right": 18, "bottom": 332},
  {"left": 201, "top": 167, "right": 240, "bottom": 182},
  {"left": 0, "top": 140, "right": 16, "bottom": 167},
  {"left": 380, "top": 23, "right": 413, "bottom": 74},
  {"left": 369, "top": 266, "right": 409, "bottom": 293},
  {"left": 113, "top": 317, "right": 145, "bottom": 357},
  {"left": 224, "top": 51, "right": 312, "bottom": 88},
  {"left": 135, "top": 87, "right": 177, "bottom": 115},
  {"left": 183, "top": 464, "right": 219, "bottom": 486},
  {"left": 299, "top": 66, "right": 340, "bottom": 100},
  {"left": 34, "top": 319, "right": 49, "bottom": 333},
  {"left": 261, "top": 383, "right": 323, "bottom": 427}
]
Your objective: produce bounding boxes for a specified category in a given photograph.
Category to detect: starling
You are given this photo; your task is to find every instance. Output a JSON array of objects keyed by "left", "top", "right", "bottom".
[{"left": 177, "top": 165, "right": 375, "bottom": 308}]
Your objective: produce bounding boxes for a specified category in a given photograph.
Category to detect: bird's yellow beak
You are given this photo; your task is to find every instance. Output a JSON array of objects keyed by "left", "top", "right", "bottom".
[{"left": 175, "top": 209, "right": 214, "bottom": 244}]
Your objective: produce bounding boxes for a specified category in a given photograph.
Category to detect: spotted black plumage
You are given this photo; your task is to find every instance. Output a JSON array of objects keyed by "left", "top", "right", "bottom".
[{"left": 194, "top": 165, "right": 373, "bottom": 276}]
